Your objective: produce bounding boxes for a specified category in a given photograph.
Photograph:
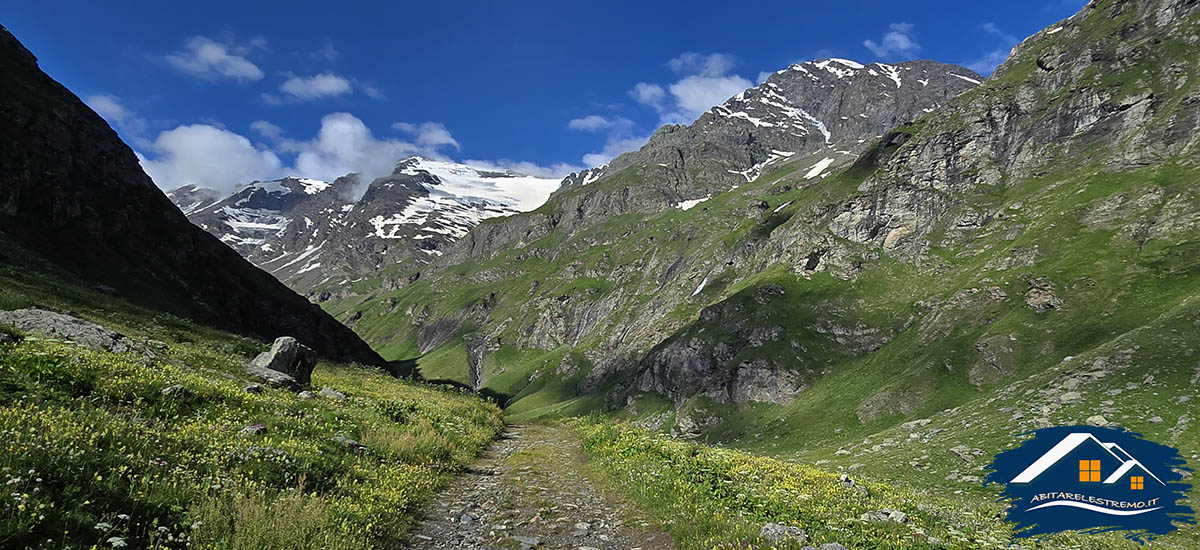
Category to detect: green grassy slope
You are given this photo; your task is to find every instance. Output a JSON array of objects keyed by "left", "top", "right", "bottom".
[{"left": 0, "top": 241, "right": 502, "bottom": 550}]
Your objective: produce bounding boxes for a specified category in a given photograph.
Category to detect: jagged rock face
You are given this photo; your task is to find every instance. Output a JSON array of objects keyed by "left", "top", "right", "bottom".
[
  {"left": 448, "top": 60, "right": 979, "bottom": 263},
  {"left": 326, "top": 0, "right": 1200, "bottom": 436},
  {"left": 0, "top": 25, "right": 382, "bottom": 366},
  {"left": 589, "top": 59, "right": 982, "bottom": 195},
  {"left": 169, "top": 157, "right": 559, "bottom": 295},
  {"left": 832, "top": 0, "right": 1200, "bottom": 259}
]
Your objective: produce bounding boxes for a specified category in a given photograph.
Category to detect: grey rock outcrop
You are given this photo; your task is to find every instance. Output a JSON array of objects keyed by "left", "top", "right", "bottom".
[
  {"left": 244, "top": 336, "right": 318, "bottom": 389},
  {"left": 759, "top": 523, "right": 808, "bottom": 544},
  {"left": 0, "top": 308, "right": 151, "bottom": 357}
]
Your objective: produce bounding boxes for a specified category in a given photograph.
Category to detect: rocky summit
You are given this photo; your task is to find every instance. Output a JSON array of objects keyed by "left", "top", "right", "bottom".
[
  {"left": 168, "top": 157, "right": 561, "bottom": 296},
  {"left": 329, "top": 0, "right": 1200, "bottom": 443}
]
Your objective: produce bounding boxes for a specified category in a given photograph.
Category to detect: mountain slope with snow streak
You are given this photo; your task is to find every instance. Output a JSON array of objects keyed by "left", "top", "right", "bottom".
[{"left": 168, "top": 157, "right": 562, "bottom": 298}]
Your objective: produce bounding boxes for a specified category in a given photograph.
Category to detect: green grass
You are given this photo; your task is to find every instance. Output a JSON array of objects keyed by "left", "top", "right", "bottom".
[
  {"left": 0, "top": 257, "right": 503, "bottom": 550},
  {"left": 578, "top": 421, "right": 1197, "bottom": 549}
]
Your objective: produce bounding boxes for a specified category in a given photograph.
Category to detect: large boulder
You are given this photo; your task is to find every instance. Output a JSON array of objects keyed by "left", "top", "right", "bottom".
[
  {"left": 0, "top": 308, "right": 151, "bottom": 357},
  {"left": 244, "top": 336, "right": 318, "bottom": 389}
]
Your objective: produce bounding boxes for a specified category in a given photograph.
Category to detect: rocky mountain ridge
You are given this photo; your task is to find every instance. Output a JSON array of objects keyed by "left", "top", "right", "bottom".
[
  {"left": 168, "top": 157, "right": 561, "bottom": 296},
  {"left": 324, "top": 0, "right": 1200, "bottom": 447},
  {"left": 0, "top": 24, "right": 382, "bottom": 365},
  {"left": 447, "top": 58, "right": 981, "bottom": 263}
]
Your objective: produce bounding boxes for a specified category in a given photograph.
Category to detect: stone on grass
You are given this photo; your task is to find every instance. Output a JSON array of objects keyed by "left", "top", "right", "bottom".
[
  {"left": 319, "top": 386, "right": 347, "bottom": 401},
  {"left": 509, "top": 535, "right": 540, "bottom": 549},
  {"left": 759, "top": 522, "right": 808, "bottom": 544},
  {"left": 241, "top": 423, "right": 267, "bottom": 436},
  {"left": 331, "top": 435, "right": 368, "bottom": 455},
  {"left": 1058, "top": 391, "right": 1082, "bottom": 404},
  {"left": 244, "top": 336, "right": 317, "bottom": 390},
  {"left": 0, "top": 308, "right": 151, "bottom": 357}
]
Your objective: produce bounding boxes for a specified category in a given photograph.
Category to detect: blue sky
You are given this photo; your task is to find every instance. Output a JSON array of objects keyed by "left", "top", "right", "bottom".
[{"left": 3, "top": 0, "right": 1087, "bottom": 192}]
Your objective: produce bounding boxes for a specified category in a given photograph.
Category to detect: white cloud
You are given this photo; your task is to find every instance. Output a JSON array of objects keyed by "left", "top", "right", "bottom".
[
  {"left": 581, "top": 134, "right": 650, "bottom": 167},
  {"left": 568, "top": 115, "right": 647, "bottom": 166},
  {"left": 756, "top": 71, "right": 775, "bottom": 84},
  {"left": 165, "top": 36, "right": 264, "bottom": 81},
  {"left": 362, "top": 85, "right": 385, "bottom": 100},
  {"left": 139, "top": 124, "right": 283, "bottom": 192},
  {"left": 667, "top": 52, "right": 736, "bottom": 77},
  {"left": 280, "top": 113, "right": 421, "bottom": 188},
  {"left": 249, "top": 120, "right": 284, "bottom": 139},
  {"left": 567, "top": 115, "right": 633, "bottom": 132},
  {"left": 392, "top": 121, "right": 461, "bottom": 150},
  {"left": 668, "top": 74, "right": 753, "bottom": 121},
  {"left": 863, "top": 22, "right": 921, "bottom": 59},
  {"left": 85, "top": 93, "right": 147, "bottom": 138},
  {"left": 626, "top": 52, "right": 754, "bottom": 127},
  {"left": 141, "top": 113, "right": 567, "bottom": 202},
  {"left": 629, "top": 82, "right": 667, "bottom": 109},
  {"left": 279, "top": 73, "right": 353, "bottom": 100},
  {"left": 461, "top": 158, "right": 581, "bottom": 179}
]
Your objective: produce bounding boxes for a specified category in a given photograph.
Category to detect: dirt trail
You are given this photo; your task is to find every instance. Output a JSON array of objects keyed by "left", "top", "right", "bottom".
[{"left": 406, "top": 423, "right": 673, "bottom": 550}]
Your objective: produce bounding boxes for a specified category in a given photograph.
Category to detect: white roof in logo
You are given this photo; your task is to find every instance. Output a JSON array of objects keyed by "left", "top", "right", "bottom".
[{"left": 1011, "top": 432, "right": 1165, "bottom": 485}]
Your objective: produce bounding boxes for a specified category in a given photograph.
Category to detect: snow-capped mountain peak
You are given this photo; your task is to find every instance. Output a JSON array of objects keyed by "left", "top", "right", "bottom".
[{"left": 168, "top": 157, "right": 565, "bottom": 296}]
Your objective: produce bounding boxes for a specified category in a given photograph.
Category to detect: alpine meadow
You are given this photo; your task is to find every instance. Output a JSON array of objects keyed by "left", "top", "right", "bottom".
[{"left": 2, "top": 0, "right": 1199, "bottom": 548}]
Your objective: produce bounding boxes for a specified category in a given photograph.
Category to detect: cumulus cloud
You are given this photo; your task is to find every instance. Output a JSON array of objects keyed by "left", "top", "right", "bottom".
[
  {"left": 863, "top": 22, "right": 921, "bottom": 59},
  {"left": 141, "top": 113, "right": 562, "bottom": 202},
  {"left": 280, "top": 113, "right": 421, "bottom": 188},
  {"left": 668, "top": 74, "right": 752, "bottom": 121},
  {"left": 279, "top": 73, "right": 353, "bottom": 99},
  {"left": 461, "top": 158, "right": 582, "bottom": 179},
  {"left": 249, "top": 120, "right": 284, "bottom": 139},
  {"left": 629, "top": 83, "right": 666, "bottom": 109},
  {"left": 567, "top": 115, "right": 633, "bottom": 132},
  {"left": 392, "top": 121, "right": 460, "bottom": 150},
  {"left": 581, "top": 134, "right": 650, "bottom": 167},
  {"left": 567, "top": 114, "right": 647, "bottom": 167},
  {"left": 85, "top": 93, "right": 147, "bottom": 139},
  {"left": 629, "top": 52, "right": 752, "bottom": 127},
  {"left": 165, "top": 36, "right": 264, "bottom": 81},
  {"left": 139, "top": 124, "right": 283, "bottom": 192},
  {"left": 362, "top": 85, "right": 385, "bottom": 100},
  {"left": 667, "top": 52, "right": 737, "bottom": 77}
]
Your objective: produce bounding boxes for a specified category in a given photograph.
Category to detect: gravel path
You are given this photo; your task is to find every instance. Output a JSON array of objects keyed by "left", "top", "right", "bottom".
[{"left": 406, "top": 423, "right": 673, "bottom": 550}]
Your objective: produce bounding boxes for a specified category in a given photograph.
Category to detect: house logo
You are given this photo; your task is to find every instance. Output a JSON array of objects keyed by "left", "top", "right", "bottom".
[{"left": 986, "top": 426, "right": 1194, "bottom": 542}]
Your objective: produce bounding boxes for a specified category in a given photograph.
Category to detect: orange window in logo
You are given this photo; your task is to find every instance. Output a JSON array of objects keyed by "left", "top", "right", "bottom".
[
  {"left": 1079, "top": 460, "right": 1101, "bottom": 482},
  {"left": 1131, "top": 476, "right": 1144, "bottom": 490}
]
